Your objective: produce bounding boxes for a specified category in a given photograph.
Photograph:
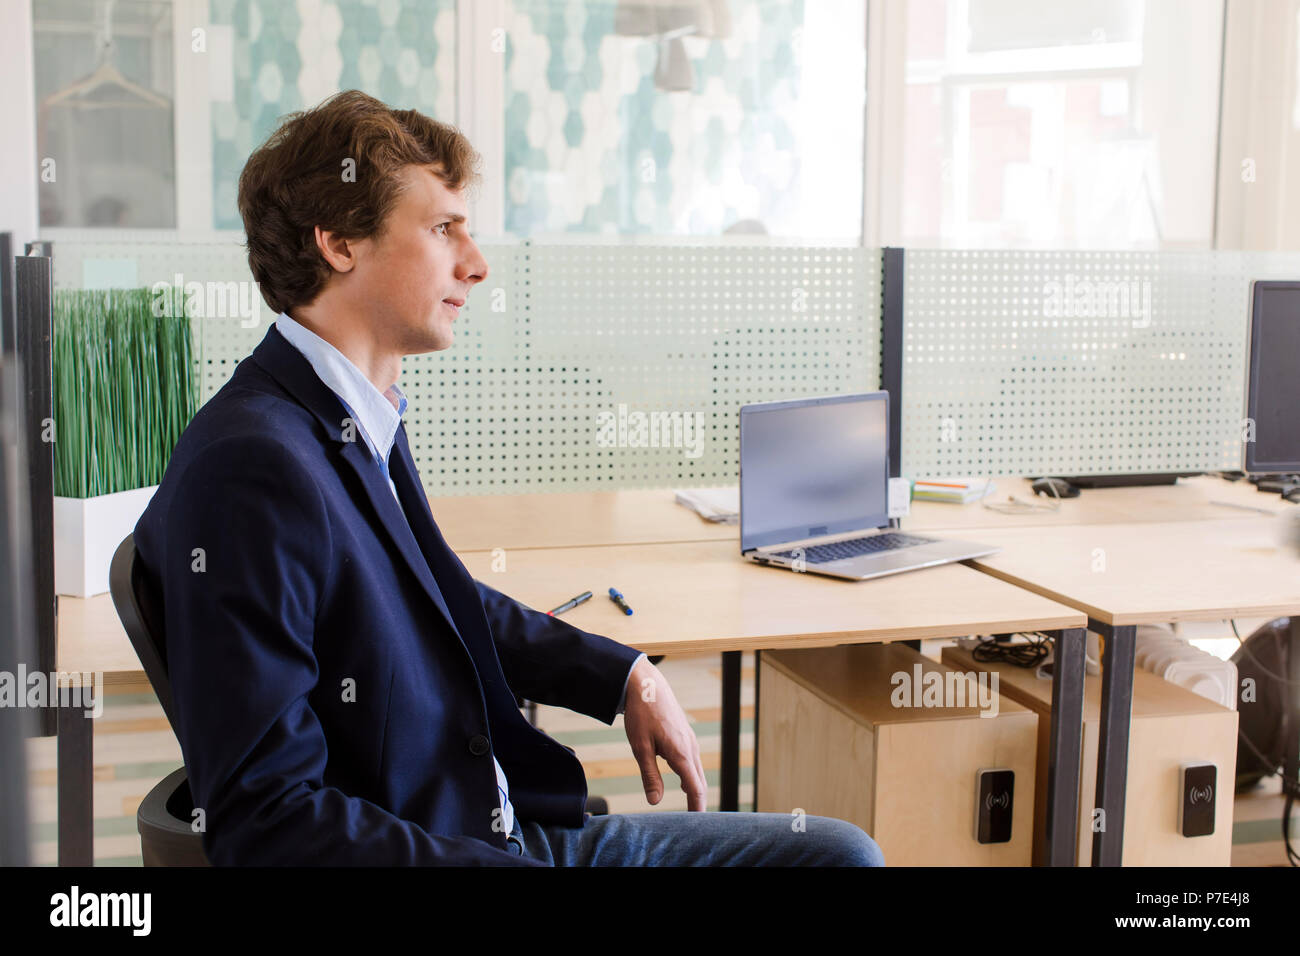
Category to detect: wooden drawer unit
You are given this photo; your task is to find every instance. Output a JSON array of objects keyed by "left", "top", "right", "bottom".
[{"left": 757, "top": 643, "right": 1038, "bottom": 866}]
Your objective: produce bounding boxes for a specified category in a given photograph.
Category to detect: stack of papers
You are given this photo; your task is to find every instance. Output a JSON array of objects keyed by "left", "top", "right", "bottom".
[
  {"left": 911, "top": 478, "right": 996, "bottom": 504},
  {"left": 675, "top": 487, "right": 740, "bottom": 523}
]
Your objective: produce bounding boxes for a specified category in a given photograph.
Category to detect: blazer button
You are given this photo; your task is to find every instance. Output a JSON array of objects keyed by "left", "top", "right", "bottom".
[{"left": 468, "top": 734, "right": 490, "bottom": 756}]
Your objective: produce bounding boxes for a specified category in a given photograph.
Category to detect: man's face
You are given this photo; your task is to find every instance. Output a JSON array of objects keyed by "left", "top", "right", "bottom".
[{"left": 350, "top": 164, "right": 488, "bottom": 355}]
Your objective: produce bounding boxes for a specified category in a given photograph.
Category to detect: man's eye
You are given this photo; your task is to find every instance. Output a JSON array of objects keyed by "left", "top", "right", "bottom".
[{"left": 433, "top": 223, "right": 450, "bottom": 236}]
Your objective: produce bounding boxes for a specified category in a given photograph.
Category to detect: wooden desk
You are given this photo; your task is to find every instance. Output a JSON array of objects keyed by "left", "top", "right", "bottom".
[
  {"left": 937, "top": 515, "right": 1300, "bottom": 866},
  {"left": 961, "top": 517, "right": 1300, "bottom": 626},
  {"left": 58, "top": 478, "right": 1288, "bottom": 865},
  {"left": 89, "top": 471, "right": 1281, "bottom": 863}
]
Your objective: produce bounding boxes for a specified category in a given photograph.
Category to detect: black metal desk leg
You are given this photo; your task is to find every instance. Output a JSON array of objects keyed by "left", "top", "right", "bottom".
[
  {"left": 57, "top": 702, "right": 93, "bottom": 866},
  {"left": 752, "top": 649, "right": 761, "bottom": 811},
  {"left": 1046, "top": 627, "right": 1086, "bottom": 866},
  {"left": 1285, "top": 618, "right": 1300, "bottom": 808},
  {"left": 720, "top": 650, "right": 741, "bottom": 812},
  {"left": 1090, "top": 619, "right": 1136, "bottom": 867}
]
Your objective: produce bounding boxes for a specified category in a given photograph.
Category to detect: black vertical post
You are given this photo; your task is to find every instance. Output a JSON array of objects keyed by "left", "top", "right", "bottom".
[
  {"left": 880, "top": 247, "right": 905, "bottom": 481},
  {"left": 1286, "top": 617, "right": 1300, "bottom": 811},
  {"left": 1046, "top": 627, "right": 1086, "bottom": 865},
  {"left": 15, "top": 254, "right": 57, "bottom": 738},
  {"left": 0, "top": 232, "right": 32, "bottom": 864},
  {"left": 57, "top": 703, "right": 94, "bottom": 866},
  {"left": 720, "top": 650, "right": 741, "bottom": 811},
  {"left": 1, "top": 234, "right": 41, "bottom": 735},
  {"left": 0, "top": 387, "right": 31, "bottom": 867},
  {"left": 1090, "top": 619, "right": 1136, "bottom": 867},
  {"left": 751, "top": 649, "right": 761, "bottom": 811}
]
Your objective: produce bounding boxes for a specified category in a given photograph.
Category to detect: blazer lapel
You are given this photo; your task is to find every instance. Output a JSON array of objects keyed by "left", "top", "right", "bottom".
[
  {"left": 248, "top": 325, "right": 468, "bottom": 653},
  {"left": 335, "top": 439, "right": 470, "bottom": 647},
  {"left": 387, "top": 423, "right": 513, "bottom": 705}
]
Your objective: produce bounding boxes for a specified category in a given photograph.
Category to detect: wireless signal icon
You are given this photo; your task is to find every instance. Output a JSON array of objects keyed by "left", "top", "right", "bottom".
[
  {"left": 985, "top": 791, "right": 1010, "bottom": 811},
  {"left": 1189, "top": 784, "right": 1213, "bottom": 805}
]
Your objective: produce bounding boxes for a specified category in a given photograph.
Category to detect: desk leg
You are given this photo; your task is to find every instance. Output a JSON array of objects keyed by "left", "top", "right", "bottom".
[
  {"left": 752, "top": 649, "right": 761, "bottom": 812},
  {"left": 1089, "top": 619, "right": 1136, "bottom": 867},
  {"left": 1046, "top": 627, "right": 1085, "bottom": 866},
  {"left": 1285, "top": 618, "right": 1300, "bottom": 810},
  {"left": 720, "top": 650, "right": 741, "bottom": 812},
  {"left": 57, "top": 704, "right": 93, "bottom": 867}
]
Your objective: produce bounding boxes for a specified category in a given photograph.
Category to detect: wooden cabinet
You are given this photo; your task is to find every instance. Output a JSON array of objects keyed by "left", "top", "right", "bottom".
[{"left": 757, "top": 643, "right": 1038, "bottom": 866}]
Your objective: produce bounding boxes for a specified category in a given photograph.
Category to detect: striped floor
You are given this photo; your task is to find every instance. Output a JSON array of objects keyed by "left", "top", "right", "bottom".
[{"left": 19, "top": 645, "right": 1296, "bottom": 866}]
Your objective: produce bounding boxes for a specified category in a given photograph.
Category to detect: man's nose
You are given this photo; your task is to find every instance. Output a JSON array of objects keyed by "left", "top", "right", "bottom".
[{"left": 457, "top": 238, "right": 489, "bottom": 286}]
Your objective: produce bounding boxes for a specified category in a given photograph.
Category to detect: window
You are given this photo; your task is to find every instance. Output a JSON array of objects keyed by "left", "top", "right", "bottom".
[
  {"left": 500, "top": 0, "right": 866, "bottom": 239},
  {"left": 889, "top": 0, "right": 1224, "bottom": 248},
  {"left": 34, "top": 0, "right": 176, "bottom": 228}
]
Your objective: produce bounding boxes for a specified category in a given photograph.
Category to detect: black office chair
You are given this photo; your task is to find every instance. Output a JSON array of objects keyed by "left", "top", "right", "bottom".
[
  {"left": 110, "top": 534, "right": 607, "bottom": 861},
  {"left": 108, "top": 534, "right": 210, "bottom": 867},
  {"left": 134, "top": 766, "right": 210, "bottom": 867}
]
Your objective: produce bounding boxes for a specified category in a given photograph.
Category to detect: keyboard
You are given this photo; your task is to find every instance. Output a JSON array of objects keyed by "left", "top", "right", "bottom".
[{"left": 770, "top": 532, "right": 935, "bottom": 564}]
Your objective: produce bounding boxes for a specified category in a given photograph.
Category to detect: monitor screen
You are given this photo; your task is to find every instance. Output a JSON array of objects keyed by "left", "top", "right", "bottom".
[
  {"left": 1246, "top": 282, "right": 1300, "bottom": 473},
  {"left": 740, "top": 392, "right": 889, "bottom": 552}
]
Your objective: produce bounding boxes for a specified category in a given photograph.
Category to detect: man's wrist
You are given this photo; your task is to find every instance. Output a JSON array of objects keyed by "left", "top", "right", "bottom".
[{"left": 617, "top": 653, "right": 649, "bottom": 715}]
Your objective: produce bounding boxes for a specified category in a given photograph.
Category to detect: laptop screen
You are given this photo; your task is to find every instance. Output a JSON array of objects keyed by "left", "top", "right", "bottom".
[{"left": 739, "top": 392, "right": 890, "bottom": 552}]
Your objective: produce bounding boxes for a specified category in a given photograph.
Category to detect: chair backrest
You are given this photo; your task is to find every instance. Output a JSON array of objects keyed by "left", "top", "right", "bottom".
[
  {"left": 110, "top": 536, "right": 213, "bottom": 866},
  {"left": 109, "top": 534, "right": 179, "bottom": 732}
]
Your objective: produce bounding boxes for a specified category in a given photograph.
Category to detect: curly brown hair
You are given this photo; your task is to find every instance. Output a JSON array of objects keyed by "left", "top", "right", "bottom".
[{"left": 237, "top": 90, "right": 481, "bottom": 315}]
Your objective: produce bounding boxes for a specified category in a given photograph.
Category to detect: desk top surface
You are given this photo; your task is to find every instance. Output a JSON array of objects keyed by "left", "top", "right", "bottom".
[
  {"left": 461, "top": 540, "right": 1084, "bottom": 655},
  {"left": 57, "top": 593, "right": 143, "bottom": 679},
  {"left": 947, "top": 516, "right": 1300, "bottom": 626},
  {"left": 432, "top": 475, "right": 1292, "bottom": 552}
]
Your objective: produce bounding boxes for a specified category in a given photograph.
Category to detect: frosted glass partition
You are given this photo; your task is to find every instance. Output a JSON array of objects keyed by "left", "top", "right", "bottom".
[
  {"left": 47, "top": 232, "right": 882, "bottom": 495},
  {"left": 406, "top": 241, "right": 882, "bottom": 493},
  {"left": 899, "top": 249, "right": 1300, "bottom": 480}
]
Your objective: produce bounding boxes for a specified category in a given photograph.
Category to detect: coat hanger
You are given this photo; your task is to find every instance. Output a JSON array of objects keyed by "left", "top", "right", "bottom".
[{"left": 39, "top": 0, "right": 170, "bottom": 111}]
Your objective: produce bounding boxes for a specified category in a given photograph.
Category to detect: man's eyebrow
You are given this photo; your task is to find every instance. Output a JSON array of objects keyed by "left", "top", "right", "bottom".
[{"left": 432, "top": 212, "right": 468, "bottom": 223}]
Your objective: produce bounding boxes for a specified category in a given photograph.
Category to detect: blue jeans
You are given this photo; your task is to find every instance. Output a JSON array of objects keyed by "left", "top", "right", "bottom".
[{"left": 504, "top": 811, "right": 885, "bottom": 866}]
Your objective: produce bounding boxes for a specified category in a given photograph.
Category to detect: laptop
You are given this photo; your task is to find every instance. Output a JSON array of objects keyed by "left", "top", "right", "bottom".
[{"left": 739, "top": 392, "right": 1000, "bottom": 581}]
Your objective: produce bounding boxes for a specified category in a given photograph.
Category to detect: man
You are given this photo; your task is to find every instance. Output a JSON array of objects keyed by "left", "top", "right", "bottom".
[{"left": 134, "top": 90, "right": 883, "bottom": 867}]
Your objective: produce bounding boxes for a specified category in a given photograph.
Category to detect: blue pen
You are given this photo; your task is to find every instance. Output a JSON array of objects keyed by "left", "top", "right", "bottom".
[{"left": 608, "top": 587, "right": 633, "bottom": 615}]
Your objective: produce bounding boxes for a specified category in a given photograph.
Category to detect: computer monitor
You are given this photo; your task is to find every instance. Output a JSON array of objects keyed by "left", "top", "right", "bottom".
[
  {"left": 1245, "top": 281, "right": 1300, "bottom": 474},
  {"left": 739, "top": 392, "right": 890, "bottom": 553}
]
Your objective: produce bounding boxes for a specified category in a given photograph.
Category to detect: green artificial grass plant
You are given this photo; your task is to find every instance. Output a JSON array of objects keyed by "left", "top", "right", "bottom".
[{"left": 53, "top": 288, "right": 199, "bottom": 498}]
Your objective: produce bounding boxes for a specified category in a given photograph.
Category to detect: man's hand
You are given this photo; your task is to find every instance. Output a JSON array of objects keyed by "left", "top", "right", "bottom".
[{"left": 622, "top": 657, "right": 708, "bottom": 811}]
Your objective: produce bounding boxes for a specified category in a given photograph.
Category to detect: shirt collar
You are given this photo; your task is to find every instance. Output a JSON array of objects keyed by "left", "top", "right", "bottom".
[{"left": 274, "top": 311, "right": 408, "bottom": 463}]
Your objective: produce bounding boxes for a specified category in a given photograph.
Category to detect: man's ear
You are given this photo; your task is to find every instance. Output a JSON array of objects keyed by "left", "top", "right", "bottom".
[{"left": 314, "top": 225, "right": 359, "bottom": 274}]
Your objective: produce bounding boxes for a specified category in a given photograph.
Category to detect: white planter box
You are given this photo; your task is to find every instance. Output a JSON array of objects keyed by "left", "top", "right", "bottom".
[{"left": 54, "top": 485, "right": 159, "bottom": 598}]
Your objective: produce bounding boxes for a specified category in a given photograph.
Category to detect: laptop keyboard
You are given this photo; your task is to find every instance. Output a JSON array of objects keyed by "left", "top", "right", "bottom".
[{"left": 771, "top": 532, "right": 935, "bottom": 564}]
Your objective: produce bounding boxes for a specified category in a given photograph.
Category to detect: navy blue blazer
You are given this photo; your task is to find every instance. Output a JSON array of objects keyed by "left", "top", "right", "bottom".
[{"left": 133, "top": 324, "right": 643, "bottom": 866}]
